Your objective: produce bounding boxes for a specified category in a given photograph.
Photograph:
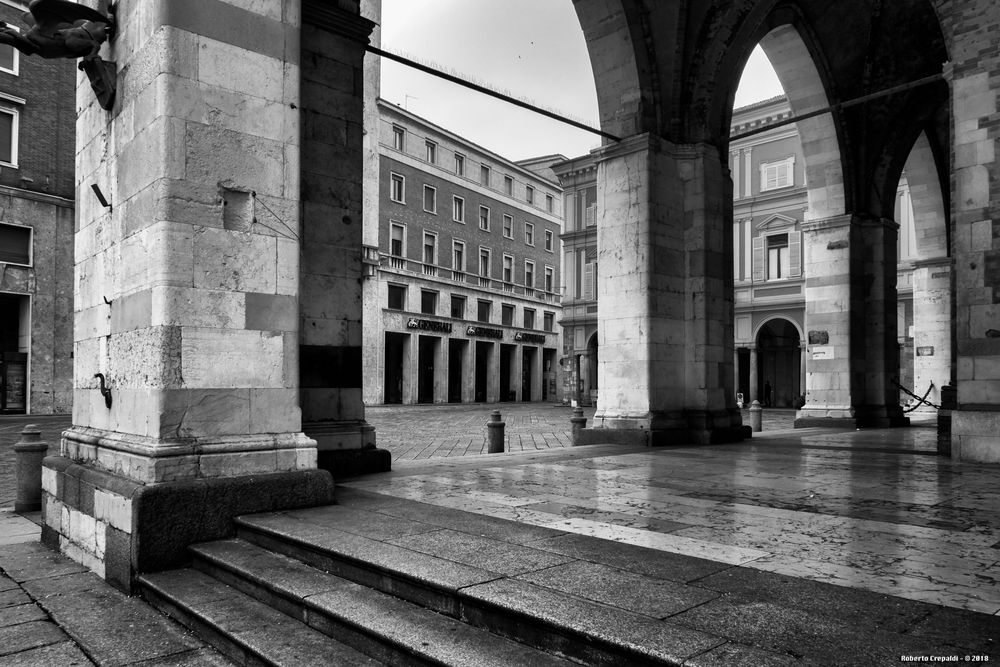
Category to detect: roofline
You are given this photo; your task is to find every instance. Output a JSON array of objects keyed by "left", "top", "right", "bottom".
[{"left": 377, "top": 98, "right": 562, "bottom": 188}]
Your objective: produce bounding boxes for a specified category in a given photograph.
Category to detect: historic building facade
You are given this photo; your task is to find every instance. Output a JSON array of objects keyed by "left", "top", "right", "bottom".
[
  {"left": 552, "top": 154, "right": 598, "bottom": 405},
  {"left": 362, "top": 101, "right": 564, "bottom": 405},
  {"left": 0, "top": 0, "right": 75, "bottom": 415},
  {"left": 557, "top": 95, "right": 928, "bottom": 413}
]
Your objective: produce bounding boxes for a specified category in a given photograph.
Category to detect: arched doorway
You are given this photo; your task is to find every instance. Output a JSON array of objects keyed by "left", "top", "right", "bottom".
[{"left": 755, "top": 319, "right": 801, "bottom": 408}]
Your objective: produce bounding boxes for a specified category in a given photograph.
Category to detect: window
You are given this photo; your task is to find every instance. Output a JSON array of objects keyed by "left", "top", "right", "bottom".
[
  {"left": 502, "top": 254, "right": 514, "bottom": 283},
  {"left": 479, "top": 247, "right": 491, "bottom": 277},
  {"left": 504, "top": 175, "right": 514, "bottom": 195},
  {"left": 477, "top": 300, "right": 491, "bottom": 323},
  {"left": 544, "top": 266, "right": 554, "bottom": 292},
  {"left": 389, "top": 222, "right": 405, "bottom": 256},
  {"left": 0, "top": 223, "right": 31, "bottom": 265},
  {"left": 451, "top": 295, "right": 466, "bottom": 318},
  {"left": 543, "top": 312, "right": 554, "bottom": 332},
  {"left": 452, "top": 196, "right": 465, "bottom": 223},
  {"left": 423, "top": 185, "right": 437, "bottom": 213},
  {"left": 0, "top": 106, "right": 18, "bottom": 166},
  {"left": 502, "top": 214, "right": 513, "bottom": 239},
  {"left": 390, "top": 172, "right": 404, "bottom": 203},
  {"left": 392, "top": 125, "right": 405, "bottom": 150},
  {"left": 525, "top": 185, "right": 534, "bottom": 204},
  {"left": 524, "top": 260, "right": 535, "bottom": 288},
  {"left": 420, "top": 290, "right": 437, "bottom": 315},
  {"left": 480, "top": 164, "right": 490, "bottom": 187},
  {"left": 479, "top": 205, "right": 490, "bottom": 231},
  {"left": 544, "top": 230, "right": 554, "bottom": 252},
  {"left": 0, "top": 31, "right": 18, "bottom": 75},
  {"left": 524, "top": 222, "right": 534, "bottom": 246},
  {"left": 387, "top": 284, "right": 406, "bottom": 310},
  {"left": 454, "top": 153, "right": 465, "bottom": 176},
  {"left": 501, "top": 304, "right": 514, "bottom": 326},
  {"left": 425, "top": 140, "right": 437, "bottom": 163},
  {"left": 423, "top": 231, "right": 437, "bottom": 266},
  {"left": 452, "top": 240, "right": 465, "bottom": 271},
  {"left": 545, "top": 194, "right": 553, "bottom": 213},
  {"left": 760, "top": 156, "right": 794, "bottom": 191},
  {"left": 766, "top": 233, "right": 790, "bottom": 280},
  {"left": 523, "top": 309, "right": 536, "bottom": 329}
]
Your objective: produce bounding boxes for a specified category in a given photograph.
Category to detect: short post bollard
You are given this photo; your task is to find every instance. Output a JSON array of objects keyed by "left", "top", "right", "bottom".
[
  {"left": 487, "top": 410, "right": 505, "bottom": 453},
  {"left": 14, "top": 424, "right": 48, "bottom": 513},
  {"left": 749, "top": 400, "right": 762, "bottom": 432},
  {"left": 570, "top": 406, "right": 587, "bottom": 445}
]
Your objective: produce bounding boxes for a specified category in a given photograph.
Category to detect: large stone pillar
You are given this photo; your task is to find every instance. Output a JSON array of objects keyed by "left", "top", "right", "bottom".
[
  {"left": 947, "top": 42, "right": 1000, "bottom": 462},
  {"left": 748, "top": 346, "right": 759, "bottom": 403},
  {"left": 796, "top": 215, "right": 906, "bottom": 427},
  {"left": 911, "top": 258, "right": 952, "bottom": 417},
  {"left": 582, "top": 135, "right": 745, "bottom": 445},
  {"left": 45, "top": 0, "right": 338, "bottom": 591},
  {"left": 298, "top": 3, "right": 377, "bottom": 464}
]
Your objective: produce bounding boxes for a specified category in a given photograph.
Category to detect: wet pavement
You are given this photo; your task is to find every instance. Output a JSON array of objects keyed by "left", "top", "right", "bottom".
[
  {"left": 343, "top": 423, "right": 1000, "bottom": 619},
  {"left": 1, "top": 405, "right": 801, "bottom": 507}
]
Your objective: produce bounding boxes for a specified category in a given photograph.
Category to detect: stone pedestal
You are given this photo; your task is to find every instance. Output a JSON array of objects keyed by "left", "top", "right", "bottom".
[
  {"left": 581, "top": 135, "right": 745, "bottom": 446},
  {"left": 40, "top": 0, "right": 374, "bottom": 591}
]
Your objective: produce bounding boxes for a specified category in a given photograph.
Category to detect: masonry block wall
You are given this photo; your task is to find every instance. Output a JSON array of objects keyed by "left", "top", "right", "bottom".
[{"left": 943, "top": 0, "right": 1000, "bottom": 461}]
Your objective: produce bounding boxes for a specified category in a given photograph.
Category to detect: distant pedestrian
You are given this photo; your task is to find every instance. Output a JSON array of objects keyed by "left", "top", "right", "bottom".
[{"left": 763, "top": 381, "right": 772, "bottom": 407}]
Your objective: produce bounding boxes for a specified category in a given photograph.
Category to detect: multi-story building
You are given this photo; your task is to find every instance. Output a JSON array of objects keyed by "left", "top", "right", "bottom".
[
  {"left": 362, "top": 100, "right": 564, "bottom": 405},
  {"left": 556, "top": 95, "right": 922, "bottom": 411},
  {"left": 0, "top": 1, "right": 75, "bottom": 414},
  {"left": 552, "top": 155, "right": 598, "bottom": 405}
]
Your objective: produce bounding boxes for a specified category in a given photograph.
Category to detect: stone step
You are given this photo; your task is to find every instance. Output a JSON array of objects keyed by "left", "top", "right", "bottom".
[
  {"left": 188, "top": 538, "right": 575, "bottom": 666},
  {"left": 138, "top": 567, "right": 383, "bottom": 667},
  {"left": 234, "top": 510, "right": 722, "bottom": 665}
]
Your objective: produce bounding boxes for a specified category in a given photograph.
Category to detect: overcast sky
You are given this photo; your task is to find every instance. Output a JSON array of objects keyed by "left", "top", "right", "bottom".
[{"left": 379, "top": 0, "right": 783, "bottom": 162}]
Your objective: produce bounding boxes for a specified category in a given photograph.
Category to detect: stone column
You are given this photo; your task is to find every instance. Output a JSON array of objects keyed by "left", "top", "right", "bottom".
[
  {"left": 513, "top": 345, "right": 524, "bottom": 401},
  {"left": 582, "top": 135, "right": 744, "bottom": 445},
  {"left": 733, "top": 349, "right": 740, "bottom": 402},
  {"left": 797, "top": 215, "right": 856, "bottom": 424},
  {"left": 403, "top": 334, "right": 418, "bottom": 405},
  {"left": 434, "top": 336, "right": 448, "bottom": 403},
  {"left": 461, "top": 341, "right": 475, "bottom": 403},
  {"left": 45, "top": 0, "right": 337, "bottom": 591},
  {"left": 486, "top": 342, "right": 500, "bottom": 403},
  {"left": 947, "top": 47, "right": 1000, "bottom": 462},
  {"left": 854, "top": 217, "right": 907, "bottom": 427},
  {"left": 800, "top": 345, "right": 808, "bottom": 402},
  {"left": 796, "top": 215, "right": 906, "bottom": 427},
  {"left": 910, "top": 258, "right": 952, "bottom": 417},
  {"left": 299, "top": 2, "right": 376, "bottom": 462},
  {"left": 532, "top": 346, "right": 544, "bottom": 402},
  {"left": 748, "top": 346, "right": 758, "bottom": 403}
]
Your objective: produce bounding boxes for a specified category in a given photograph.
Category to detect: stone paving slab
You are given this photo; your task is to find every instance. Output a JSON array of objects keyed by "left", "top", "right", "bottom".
[{"left": 0, "top": 541, "right": 233, "bottom": 666}]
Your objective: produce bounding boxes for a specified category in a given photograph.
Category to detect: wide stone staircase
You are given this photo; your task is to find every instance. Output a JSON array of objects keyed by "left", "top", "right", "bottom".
[{"left": 136, "top": 488, "right": 731, "bottom": 666}]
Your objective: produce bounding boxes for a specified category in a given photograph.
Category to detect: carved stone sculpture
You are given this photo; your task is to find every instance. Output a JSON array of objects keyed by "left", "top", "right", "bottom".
[{"left": 0, "top": 0, "right": 116, "bottom": 109}]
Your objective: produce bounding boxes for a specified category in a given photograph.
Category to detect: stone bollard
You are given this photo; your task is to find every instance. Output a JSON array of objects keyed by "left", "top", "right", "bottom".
[
  {"left": 487, "top": 410, "right": 505, "bottom": 453},
  {"left": 570, "top": 406, "right": 587, "bottom": 445},
  {"left": 14, "top": 424, "right": 48, "bottom": 513},
  {"left": 749, "top": 400, "right": 762, "bottom": 433}
]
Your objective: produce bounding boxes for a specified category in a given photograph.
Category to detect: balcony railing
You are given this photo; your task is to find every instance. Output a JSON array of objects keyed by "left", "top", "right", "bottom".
[{"left": 380, "top": 255, "right": 561, "bottom": 304}]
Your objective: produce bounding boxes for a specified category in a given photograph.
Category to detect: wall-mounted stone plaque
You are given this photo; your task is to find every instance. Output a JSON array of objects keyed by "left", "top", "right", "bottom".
[
  {"left": 811, "top": 345, "right": 834, "bottom": 360},
  {"left": 808, "top": 330, "right": 829, "bottom": 345},
  {"left": 916, "top": 346, "right": 935, "bottom": 356}
]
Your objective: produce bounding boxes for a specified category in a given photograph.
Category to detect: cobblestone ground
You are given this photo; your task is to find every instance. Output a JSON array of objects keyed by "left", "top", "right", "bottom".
[{"left": 0, "top": 406, "right": 803, "bottom": 506}]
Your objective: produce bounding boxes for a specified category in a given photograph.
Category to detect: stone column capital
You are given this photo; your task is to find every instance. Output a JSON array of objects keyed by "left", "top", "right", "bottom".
[{"left": 592, "top": 132, "right": 722, "bottom": 164}]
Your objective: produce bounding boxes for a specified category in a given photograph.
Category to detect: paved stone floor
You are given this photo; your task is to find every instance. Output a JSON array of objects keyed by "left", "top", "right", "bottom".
[
  {"left": 1, "top": 406, "right": 801, "bottom": 506},
  {"left": 342, "top": 423, "right": 1000, "bottom": 621}
]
